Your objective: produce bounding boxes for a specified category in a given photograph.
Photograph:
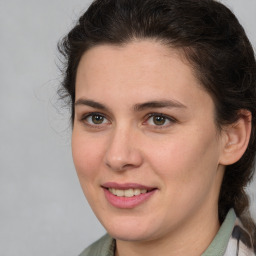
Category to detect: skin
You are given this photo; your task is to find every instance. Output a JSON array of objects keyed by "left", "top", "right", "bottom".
[{"left": 72, "top": 40, "right": 230, "bottom": 256}]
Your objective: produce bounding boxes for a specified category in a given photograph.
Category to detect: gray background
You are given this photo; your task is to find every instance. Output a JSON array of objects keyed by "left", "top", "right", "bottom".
[{"left": 0, "top": 1, "right": 255, "bottom": 255}]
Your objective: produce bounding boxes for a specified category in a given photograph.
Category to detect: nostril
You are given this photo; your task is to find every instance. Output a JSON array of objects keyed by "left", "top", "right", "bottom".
[
  {"left": 105, "top": 162, "right": 137, "bottom": 171},
  {"left": 104, "top": 135, "right": 143, "bottom": 171},
  {"left": 122, "top": 163, "right": 137, "bottom": 170}
]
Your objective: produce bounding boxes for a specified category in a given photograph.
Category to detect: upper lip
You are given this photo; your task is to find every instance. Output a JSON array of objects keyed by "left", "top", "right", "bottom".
[{"left": 102, "top": 182, "right": 156, "bottom": 191}]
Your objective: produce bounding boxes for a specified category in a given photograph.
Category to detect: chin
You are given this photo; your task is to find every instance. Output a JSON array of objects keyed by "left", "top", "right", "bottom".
[
  {"left": 100, "top": 216, "right": 161, "bottom": 242},
  {"left": 108, "top": 229, "right": 153, "bottom": 242}
]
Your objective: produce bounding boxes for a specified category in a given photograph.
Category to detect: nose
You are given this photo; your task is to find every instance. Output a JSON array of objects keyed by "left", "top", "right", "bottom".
[{"left": 104, "top": 126, "right": 143, "bottom": 171}]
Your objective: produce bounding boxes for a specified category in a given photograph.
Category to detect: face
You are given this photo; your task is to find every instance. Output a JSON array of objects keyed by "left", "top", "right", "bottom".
[{"left": 72, "top": 40, "right": 226, "bottom": 243}]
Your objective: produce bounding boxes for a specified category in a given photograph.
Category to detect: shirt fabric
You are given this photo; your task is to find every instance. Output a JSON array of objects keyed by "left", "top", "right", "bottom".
[{"left": 79, "top": 209, "right": 256, "bottom": 256}]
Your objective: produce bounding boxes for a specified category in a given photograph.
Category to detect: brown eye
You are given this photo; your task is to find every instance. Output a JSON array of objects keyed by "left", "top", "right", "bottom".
[
  {"left": 153, "top": 116, "right": 166, "bottom": 126},
  {"left": 83, "top": 113, "right": 110, "bottom": 126},
  {"left": 91, "top": 114, "right": 104, "bottom": 124},
  {"left": 145, "top": 113, "right": 175, "bottom": 128}
]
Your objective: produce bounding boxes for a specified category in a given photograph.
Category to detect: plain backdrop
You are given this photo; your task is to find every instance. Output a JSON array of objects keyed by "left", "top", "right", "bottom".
[{"left": 0, "top": 1, "right": 255, "bottom": 255}]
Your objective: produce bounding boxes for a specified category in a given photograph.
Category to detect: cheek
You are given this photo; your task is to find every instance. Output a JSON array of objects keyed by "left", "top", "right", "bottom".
[
  {"left": 71, "top": 131, "right": 106, "bottom": 180},
  {"left": 147, "top": 129, "right": 220, "bottom": 186},
  {"left": 147, "top": 134, "right": 221, "bottom": 217}
]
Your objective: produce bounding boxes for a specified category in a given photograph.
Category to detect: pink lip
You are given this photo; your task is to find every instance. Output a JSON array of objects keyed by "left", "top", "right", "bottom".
[
  {"left": 102, "top": 182, "right": 157, "bottom": 209},
  {"left": 102, "top": 182, "right": 154, "bottom": 190}
]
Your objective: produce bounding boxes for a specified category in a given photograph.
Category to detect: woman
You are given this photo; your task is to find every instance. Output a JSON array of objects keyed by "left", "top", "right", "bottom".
[{"left": 58, "top": 0, "right": 256, "bottom": 255}]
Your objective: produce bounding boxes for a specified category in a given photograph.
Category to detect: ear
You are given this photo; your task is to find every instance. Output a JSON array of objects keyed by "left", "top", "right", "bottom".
[{"left": 219, "top": 110, "right": 252, "bottom": 165}]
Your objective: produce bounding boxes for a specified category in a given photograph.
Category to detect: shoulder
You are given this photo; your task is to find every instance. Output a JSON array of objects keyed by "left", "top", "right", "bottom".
[
  {"left": 79, "top": 234, "right": 115, "bottom": 256},
  {"left": 225, "top": 218, "right": 256, "bottom": 256}
]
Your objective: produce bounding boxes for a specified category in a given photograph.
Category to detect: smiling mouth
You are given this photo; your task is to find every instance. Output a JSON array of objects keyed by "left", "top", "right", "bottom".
[
  {"left": 102, "top": 183, "right": 157, "bottom": 208},
  {"left": 108, "top": 188, "right": 148, "bottom": 197}
]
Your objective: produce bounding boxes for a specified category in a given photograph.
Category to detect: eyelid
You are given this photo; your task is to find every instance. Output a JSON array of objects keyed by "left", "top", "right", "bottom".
[
  {"left": 144, "top": 113, "right": 177, "bottom": 127},
  {"left": 80, "top": 112, "right": 111, "bottom": 127},
  {"left": 81, "top": 111, "right": 107, "bottom": 119},
  {"left": 79, "top": 111, "right": 177, "bottom": 129},
  {"left": 146, "top": 113, "right": 176, "bottom": 120}
]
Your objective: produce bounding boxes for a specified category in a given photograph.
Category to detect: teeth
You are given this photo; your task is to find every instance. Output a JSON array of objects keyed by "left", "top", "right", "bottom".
[
  {"left": 124, "top": 189, "right": 134, "bottom": 197},
  {"left": 116, "top": 189, "right": 124, "bottom": 197},
  {"left": 134, "top": 189, "right": 141, "bottom": 196},
  {"left": 108, "top": 188, "right": 147, "bottom": 197}
]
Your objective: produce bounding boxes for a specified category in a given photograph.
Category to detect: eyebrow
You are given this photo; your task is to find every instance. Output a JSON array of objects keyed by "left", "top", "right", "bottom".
[
  {"left": 133, "top": 100, "right": 187, "bottom": 111},
  {"left": 75, "top": 99, "right": 109, "bottom": 111},
  {"left": 74, "top": 98, "right": 187, "bottom": 112}
]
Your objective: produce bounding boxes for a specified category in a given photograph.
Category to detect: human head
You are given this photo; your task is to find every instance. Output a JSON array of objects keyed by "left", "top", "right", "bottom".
[{"left": 58, "top": 0, "right": 256, "bottom": 233}]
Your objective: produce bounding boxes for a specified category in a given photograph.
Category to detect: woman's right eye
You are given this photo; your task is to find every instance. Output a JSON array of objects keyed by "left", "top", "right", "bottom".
[{"left": 81, "top": 113, "right": 110, "bottom": 127}]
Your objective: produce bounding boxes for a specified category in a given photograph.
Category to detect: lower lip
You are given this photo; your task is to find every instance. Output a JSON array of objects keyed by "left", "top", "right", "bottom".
[{"left": 103, "top": 188, "right": 157, "bottom": 209}]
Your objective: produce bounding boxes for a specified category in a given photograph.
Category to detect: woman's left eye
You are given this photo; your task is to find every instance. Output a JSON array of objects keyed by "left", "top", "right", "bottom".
[{"left": 145, "top": 114, "right": 175, "bottom": 127}]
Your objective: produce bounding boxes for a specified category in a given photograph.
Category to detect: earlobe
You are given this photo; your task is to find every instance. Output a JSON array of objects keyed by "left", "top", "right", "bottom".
[{"left": 219, "top": 110, "right": 252, "bottom": 165}]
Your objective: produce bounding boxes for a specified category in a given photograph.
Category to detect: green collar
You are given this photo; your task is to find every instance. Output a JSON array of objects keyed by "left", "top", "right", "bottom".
[
  {"left": 79, "top": 209, "right": 236, "bottom": 256},
  {"left": 202, "top": 209, "right": 236, "bottom": 256}
]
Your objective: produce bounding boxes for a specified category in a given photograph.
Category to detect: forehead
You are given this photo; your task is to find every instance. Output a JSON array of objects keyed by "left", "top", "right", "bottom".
[
  {"left": 75, "top": 40, "right": 212, "bottom": 112},
  {"left": 76, "top": 40, "right": 200, "bottom": 89}
]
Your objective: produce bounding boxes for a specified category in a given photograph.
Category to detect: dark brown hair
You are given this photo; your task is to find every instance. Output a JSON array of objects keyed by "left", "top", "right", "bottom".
[{"left": 58, "top": 0, "right": 256, "bottom": 240}]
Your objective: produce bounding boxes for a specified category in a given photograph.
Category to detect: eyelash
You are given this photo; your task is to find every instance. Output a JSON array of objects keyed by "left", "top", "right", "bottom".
[
  {"left": 80, "top": 112, "right": 177, "bottom": 129},
  {"left": 81, "top": 112, "right": 111, "bottom": 128},
  {"left": 144, "top": 113, "right": 177, "bottom": 128}
]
